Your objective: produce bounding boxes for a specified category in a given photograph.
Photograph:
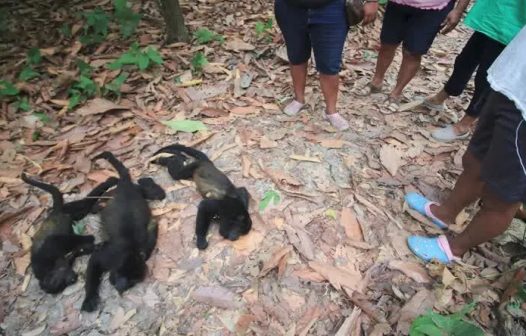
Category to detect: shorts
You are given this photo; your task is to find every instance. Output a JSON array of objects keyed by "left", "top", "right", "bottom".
[
  {"left": 380, "top": 1, "right": 454, "bottom": 55},
  {"left": 274, "top": 0, "right": 348, "bottom": 75},
  {"left": 468, "top": 89, "right": 526, "bottom": 203}
]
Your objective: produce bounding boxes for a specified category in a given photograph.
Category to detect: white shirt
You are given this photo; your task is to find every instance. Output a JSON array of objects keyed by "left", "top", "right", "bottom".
[{"left": 487, "top": 26, "right": 526, "bottom": 119}]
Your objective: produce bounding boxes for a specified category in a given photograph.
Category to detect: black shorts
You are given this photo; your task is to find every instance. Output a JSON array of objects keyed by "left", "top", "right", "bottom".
[
  {"left": 469, "top": 89, "right": 526, "bottom": 203},
  {"left": 380, "top": 1, "right": 454, "bottom": 55}
]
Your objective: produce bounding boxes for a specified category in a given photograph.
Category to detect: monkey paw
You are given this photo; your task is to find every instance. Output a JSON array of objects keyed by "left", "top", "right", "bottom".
[
  {"left": 81, "top": 296, "right": 99, "bottom": 312},
  {"left": 196, "top": 237, "right": 208, "bottom": 250}
]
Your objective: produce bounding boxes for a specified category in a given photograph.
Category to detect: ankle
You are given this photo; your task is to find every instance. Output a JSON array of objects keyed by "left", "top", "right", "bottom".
[
  {"left": 447, "top": 238, "right": 466, "bottom": 257},
  {"left": 371, "top": 77, "right": 383, "bottom": 88},
  {"left": 430, "top": 204, "right": 455, "bottom": 224},
  {"left": 294, "top": 97, "right": 305, "bottom": 104}
]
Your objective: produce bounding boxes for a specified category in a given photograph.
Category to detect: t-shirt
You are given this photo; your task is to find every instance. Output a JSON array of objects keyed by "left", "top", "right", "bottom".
[
  {"left": 487, "top": 26, "right": 526, "bottom": 118},
  {"left": 464, "top": 0, "right": 526, "bottom": 45},
  {"left": 389, "top": 0, "right": 451, "bottom": 10}
]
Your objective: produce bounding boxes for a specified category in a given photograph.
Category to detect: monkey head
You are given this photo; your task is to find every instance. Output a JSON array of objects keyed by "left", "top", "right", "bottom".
[
  {"left": 109, "top": 251, "right": 146, "bottom": 295},
  {"left": 40, "top": 264, "right": 77, "bottom": 294}
]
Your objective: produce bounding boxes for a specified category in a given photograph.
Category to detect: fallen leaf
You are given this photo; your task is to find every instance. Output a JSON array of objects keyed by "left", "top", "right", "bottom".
[
  {"left": 224, "top": 38, "right": 255, "bottom": 51},
  {"left": 308, "top": 261, "right": 362, "bottom": 292},
  {"left": 259, "top": 136, "right": 278, "bottom": 149},
  {"left": 199, "top": 107, "right": 229, "bottom": 118},
  {"left": 388, "top": 260, "right": 431, "bottom": 283},
  {"left": 232, "top": 230, "right": 264, "bottom": 254},
  {"left": 259, "top": 245, "right": 293, "bottom": 277},
  {"left": 319, "top": 138, "right": 344, "bottom": 149},
  {"left": 241, "top": 155, "right": 251, "bottom": 178},
  {"left": 442, "top": 267, "right": 456, "bottom": 287},
  {"left": 76, "top": 98, "right": 128, "bottom": 116},
  {"left": 292, "top": 268, "right": 326, "bottom": 282},
  {"left": 379, "top": 144, "right": 404, "bottom": 176},
  {"left": 235, "top": 314, "right": 256, "bottom": 334},
  {"left": 161, "top": 119, "right": 207, "bottom": 133},
  {"left": 397, "top": 289, "right": 435, "bottom": 334},
  {"left": 289, "top": 154, "right": 321, "bottom": 163},
  {"left": 15, "top": 253, "right": 30, "bottom": 275},
  {"left": 231, "top": 106, "right": 259, "bottom": 115},
  {"left": 21, "top": 325, "right": 46, "bottom": 336},
  {"left": 192, "top": 286, "right": 241, "bottom": 309},
  {"left": 398, "top": 100, "right": 423, "bottom": 112},
  {"left": 340, "top": 208, "right": 364, "bottom": 241}
]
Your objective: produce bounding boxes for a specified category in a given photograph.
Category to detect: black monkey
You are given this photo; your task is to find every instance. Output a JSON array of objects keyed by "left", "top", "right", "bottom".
[
  {"left": 152, "top": 144, "right": 252, "bottom": 250},
  {"left": 81, "top": 152, "right": 164, "bottom": 312},
  {"left": 21, "top": 173, "right": 118, "bottom": 294}
]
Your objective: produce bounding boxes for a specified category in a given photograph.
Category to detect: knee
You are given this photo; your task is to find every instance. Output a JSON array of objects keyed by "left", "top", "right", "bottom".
[{"left": 402, "top": 49, "right": 422, "bottom": 61}]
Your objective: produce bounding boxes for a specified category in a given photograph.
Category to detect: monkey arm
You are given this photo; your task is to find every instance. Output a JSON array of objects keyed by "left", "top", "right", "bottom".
[
  {"left": 141, "top": 219, "right": 158, "bottom": 260},
  {"left": 167, "top": 160, "right": 199, "bottom": 180},
  {"left": 64, "top": 177, "right": 118, "bottom": 221},
  {"left": 81, "top": 246, "right": 116, "bottom": 312},
  {"left": 195, "top": 199, "right": 222, "bottom": 250}
]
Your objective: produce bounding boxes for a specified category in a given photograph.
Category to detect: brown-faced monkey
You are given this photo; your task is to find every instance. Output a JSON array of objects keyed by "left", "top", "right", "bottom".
[
  {"left": 21, "top": 173, "right": 118, "bottom": 294},
  {"left": 81, "top": 152, "right": 165, "bottom": 312},
  {"left": 152, "top": 144, "right": 252, "bottom": 250}
]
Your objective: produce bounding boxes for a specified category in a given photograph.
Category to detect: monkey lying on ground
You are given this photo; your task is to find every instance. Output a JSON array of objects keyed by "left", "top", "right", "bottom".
[
  {"left": 152, "top": 144, "right": 252, "bottom": 250},
  {"left": 81, "top": 152, "right": 165, "bottom": 312},
  {"left": 21, "top": 173, "right": 118, "bottom": 294}
]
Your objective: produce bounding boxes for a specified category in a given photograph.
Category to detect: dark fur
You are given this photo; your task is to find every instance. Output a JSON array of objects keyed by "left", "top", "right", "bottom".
[
  {"left": 21, "top": 173, "right": 118, "bottom": 294},
  {"left": 152, "top": 144, "right": 252, "bottom": 250},
  {"left": 81, "top": 152, "right": 164, "bottom": 312}
]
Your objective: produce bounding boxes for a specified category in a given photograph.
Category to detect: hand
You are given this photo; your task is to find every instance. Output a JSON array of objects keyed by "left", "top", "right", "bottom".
[
  {"left": 441, "top": 9, "right": 462, "bottom": 34},
  {"left": 362, "top": 1, "right": 379, "bottom": 26}
]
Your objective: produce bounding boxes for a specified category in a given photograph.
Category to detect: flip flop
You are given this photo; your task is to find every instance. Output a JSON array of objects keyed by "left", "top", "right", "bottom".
[
  {"left": 283, "top": 100, "right": 305, "bottom": 116},
  {"left": 354, "top": 83, "right": 382, "bottom": 96},
  {"left": 407, "top": 235, "right": 457, "bottom": 264},
  {"left": 422, "top": 98, "right": 446, "bottom": 112},
  {"left": 380, "top": 97, "right": 402, "bottom": 115},
  {"left": 431, "top": 125, "right": 470, "bottom": 142},
  {"left": 404, "top": 192, "right": 448, "bottom": 229}
]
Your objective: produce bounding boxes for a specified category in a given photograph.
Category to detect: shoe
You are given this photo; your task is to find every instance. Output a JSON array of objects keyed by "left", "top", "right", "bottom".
[
  {"left": 404, "top": 192, "right": 448, "bottom": 229},
  {"left": 407, "top": 235, "right": 457, "bottom": 264},
  {"left": 422, "top": 98, "right": 446, "bottom": 112},
  {"left": 324, "top": 112, "right": 350, "bottom": 131},
  {"left": 431, "top": 125, "right": 470, "bottom": 142},
  {"left": 283, "top": 100, "right": 304, "bottom": 116}
]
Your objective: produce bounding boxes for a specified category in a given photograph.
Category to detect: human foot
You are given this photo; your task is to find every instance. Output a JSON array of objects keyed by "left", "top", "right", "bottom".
[
  {"left": 283, "top": 99, "right": 305, "bottom": 116},
  {"left": 354, "top": 82, "right": 382, "bottom": 96},
  {"left": 324, "top": 112, "right": 350, "bottom": 131},
  {"left": 431, "top": 125, "right": 470, "bottom": 142}
]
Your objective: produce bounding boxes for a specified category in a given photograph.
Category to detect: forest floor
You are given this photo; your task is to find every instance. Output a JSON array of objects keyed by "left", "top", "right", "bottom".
[{"left": 1, "top": 0, "right": 526, "bottom": 335}]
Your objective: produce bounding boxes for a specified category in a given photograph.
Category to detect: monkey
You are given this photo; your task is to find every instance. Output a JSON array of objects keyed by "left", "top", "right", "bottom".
[
  {"left": 152, "top": 144, "right": 252, "bottom": 250},
  {"left": 21, "top": 173, "right": 118, "bottom": 294},
  {"left": 81, "top": 152, "right": 164, "bottom": 312}
]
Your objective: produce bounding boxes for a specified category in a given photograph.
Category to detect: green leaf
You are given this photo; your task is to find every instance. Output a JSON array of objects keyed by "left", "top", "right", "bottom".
[
  {"left": 32, "top": 130, "right": 41, "bottom": 141},
  {"left": 325, "top": 209, "right": 337, "bottom": 220},
  {"left": 0, "top": 80, "right": 20, "bottom": 96},
  {"left": 18, "top": 66, "right": 40, "bottom": 81},
  {"left": 27, "top": 48, "right": 42, "bottom": 65},
  {"left": 76, "top": 59, "right": 93, "bottom": 76},
  {"left": 259, "top": 190, "right": 280, "bottom": 212},
  {"left": 255, "top": 22, "right": 265, "bottom": 36},
  {"left": 15, "top": 96, "right": 31, "bottom": 112},
  {"left": 194, "top": 27, "right": 218, "bottom": 44},
  {"left": 80, "top": 8, "right": 110, "bottom": 46},
  {"left": 409, "top": 304, "right": 484, "bottom": 336},
  {"left": 146, "top": 47, "right": 163, "bottom": 65},
  {"left": 68, "top": 90, "right": 82, "bottom": 110},
  {"left": 72, "top": 222, "right": 86, "bottom": 235},
  {"left": 60, "top": 23, "right": 72, "bottom": 38},
  {"left": 161, "top": 119, "right": 208, "bottom": 133},
  {"left": 191, "top": 52, "right": 208, "bottom": 72},
  {"left": 33, "top": 111, "right": 51, "bottom": 123},
  {"left": 114, "top": 0, "right": 141, "bottom": 38},
  {"left": 104, "top": 72, "right": 128, "bottom": 96},
  {"left": 137, "top": 54, "right": 150, "bottom": 71}
]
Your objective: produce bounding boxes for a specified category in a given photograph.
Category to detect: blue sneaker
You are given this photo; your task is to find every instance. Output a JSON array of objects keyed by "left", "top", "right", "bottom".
[{"left": 405, "top": 192, "right": 448, "bottom": 229}]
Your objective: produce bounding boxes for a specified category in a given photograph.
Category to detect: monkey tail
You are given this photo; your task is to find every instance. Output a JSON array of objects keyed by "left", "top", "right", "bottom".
[
  {"left": 21, "top": 172, "right": 64, "bottom": 210},
  {"left": 93, "top": 151, "right": 131, "bottom": 181},
  {"left": 153, "top": 144, "right": 210, "bottom": 162}
]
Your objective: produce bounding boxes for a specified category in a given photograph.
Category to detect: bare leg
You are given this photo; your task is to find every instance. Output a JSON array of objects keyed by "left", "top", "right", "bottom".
[
  {"left": 427, "top": 88, "right": 450, "bottom": 105},
  {"left": 448, "top": 186, "right": 520, "bottom": 256},
  {"left": 390, "top": 49, "right": 422, "bottom": 99},
  {"left": 319, "top": 74, "right": 339, "bottom": 114},
  {"left": 431, "top": 151, "right": 485, "bottom": 223},
  {"left": 371, "top": 43, "right": 399, "bottom": 88},
  {"left": 452, "top": 115, "right": 477, "bottom": 135},
  {"left": 291, "top": 63, "right": 308, "bottom": 104}
]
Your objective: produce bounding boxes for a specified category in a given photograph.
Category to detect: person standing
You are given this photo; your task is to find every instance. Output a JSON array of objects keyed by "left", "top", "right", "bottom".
[
  {"left": 405, "top": 26, "right": 526, "bottom": 263},
  {"left": 357, "top": 0, "right": 470, "bottom": 113},
  {"left": 275, "top": 0, "right": 379, "bottom": 130},
  {"left": 426, "top": 0, "right": 526, "bottom": 142}
]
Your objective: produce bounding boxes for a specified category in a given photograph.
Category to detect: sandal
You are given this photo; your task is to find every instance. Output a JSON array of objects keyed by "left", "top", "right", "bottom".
[
  {"left": 422, "top": 98, "right": 446, "bottom": 112},
  {"left": 431, "top": 125, "right": 470, "bottom": 142},
  {"left": 354, "top": 83, "right": 382, "bottom": 96},
  {"left": 407, "top": 235, "right": 458, "bottom": 264},
  {"left": 380, "top": 96, "right": 402, "bottom": 115},
  {"left": 404, "top": 192, "right": 448, "bottom": 229}
]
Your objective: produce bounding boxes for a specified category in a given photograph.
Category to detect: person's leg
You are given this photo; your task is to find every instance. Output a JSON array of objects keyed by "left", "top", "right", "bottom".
[
  {"left": 389, "top": 50, "right": 422, "bottom": 99},
  {"left": 369, "top": 1, "right": 405, "bottom": 89},
  {"left": 392, "top": 1, "right": 454, "bottom": 99},
  {"left": 274, "top": 0, "right": 311, "bottom": 114},
  {"left": 427, "top": 32, "right": 485, "bottom": 105}
]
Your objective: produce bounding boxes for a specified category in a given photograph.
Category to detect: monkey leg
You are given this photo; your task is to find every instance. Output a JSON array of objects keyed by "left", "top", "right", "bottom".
[
  {"left": 196, "top": 199, "right": 222, "bottom": 250},
  {"left": 81, "top": 246, "right": 115, "bottom": 312},
  {"left": 64, "top": 177, "right": 119, "bottom": 221},
  {"left": 167, "top": 160, "right": 199, "bottom": 181},
  {"left": 141, "top": 219, "right": 158, "bottom": 260}
]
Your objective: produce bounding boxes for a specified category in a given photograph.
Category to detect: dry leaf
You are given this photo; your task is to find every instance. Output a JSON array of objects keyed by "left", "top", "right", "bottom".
[
  {"left": 76, "top": 98, "right": 128, "bottom": 116},
  {"left": 388, "top": 260, "right": 431, "bottom": 283},
  {"left": 15, "top": 253, "right": 31, "bottom": 275},
  {"left": 231, "top": 106, "right": 259, "bottom": 115},
  {"left": 293, "top": 268, "right": 326, "bottom": 282},
  {"left": 192, "top": 286, "right": 241, "bottom": 309},
  {"left": 308, "top": 261, "right": 362, "bottom": 292},
  {"left": 232, "top": 230, "right": 264, "bottom": 254},
  {"left": 259, "top": 136, "right": 278, "bottom": 149},
  {"left": 319, "top": 138, "right": 344, "bottom": 149},
  {"left": 235, "top": 314, "right": 256, "bottom": 334},
  {"left": 224, "top": 38, "right": 255, "bottom": 51},
  {"left": 397, "top": 289, "right": 435, "bottom": 334},
  {"left": 21, "top": 326, "right": 46, "bottom": 336},
  {"left": 442, "top": 267, "right": 456, "bottom": 287},
  {"left": 379, "top": 144, "right": 404, "bottom": 176},
  {"left": 259, "top": 245, "right": 293, "bottom": 277},
  {"left": 289, "top": 154, "right": 321, "bottom": 163},
  {"left": 241, "top": 155, "right": 251, "bottom": 178},
  {"left": 340, "top": 208, "right": 364, "bottom": 241}
]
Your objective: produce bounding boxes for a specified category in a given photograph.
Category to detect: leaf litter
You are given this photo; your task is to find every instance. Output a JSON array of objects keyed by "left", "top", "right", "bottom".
[{"left": 1, "top": 0, "right": 524, "bottom": 335}]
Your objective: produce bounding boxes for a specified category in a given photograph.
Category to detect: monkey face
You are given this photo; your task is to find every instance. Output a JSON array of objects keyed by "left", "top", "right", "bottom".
[
  {"left": 109, "top": 252, "right": 146, "bottom": 295},
  {"left": 220, "top": 213, "right": 252, "bottom": 241},
  {"left": 41, "top": 266, "right": 77, "bottom": 294}
]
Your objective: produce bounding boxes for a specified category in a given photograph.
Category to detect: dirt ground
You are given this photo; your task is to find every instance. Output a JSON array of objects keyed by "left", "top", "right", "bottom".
[{"left": 1, "top": 0, "right": 526, "bottom": 335}]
